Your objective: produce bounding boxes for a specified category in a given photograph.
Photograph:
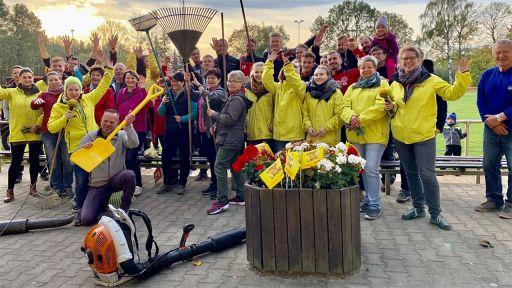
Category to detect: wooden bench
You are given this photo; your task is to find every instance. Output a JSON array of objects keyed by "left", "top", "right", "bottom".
[{"left": 379, "top": 156, "right": 508, "bottom": 195}]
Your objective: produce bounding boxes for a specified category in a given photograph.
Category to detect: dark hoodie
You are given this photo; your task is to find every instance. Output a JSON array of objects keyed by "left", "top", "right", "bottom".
[{"left": 212, "top": 90, "right": 253, "bottom": 150}]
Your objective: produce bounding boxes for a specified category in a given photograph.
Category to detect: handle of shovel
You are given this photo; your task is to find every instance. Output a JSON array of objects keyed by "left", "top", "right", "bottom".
[{"left": 106, "top": 84, "right": 164, "bottom": 142}]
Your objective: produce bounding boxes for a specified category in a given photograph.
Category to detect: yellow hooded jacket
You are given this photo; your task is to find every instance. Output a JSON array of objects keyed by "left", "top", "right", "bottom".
[
  {"left": 47, "top": 67, "right": 114, "bottom": 152},
  {"left": 341, "top": 80, "right": 390, "bottom": 145},
  {"left": 245, "top": 85, "right": 274, "bottom": 141},
  {"left": 0, "top": 86, "right": 43, "bottom": 143},
  {"left": 300, "top": 80, "right": 344, "bottom": 146},
  {"left": 389, "top": 71, "right": 471, "bottom": 144},
  {"left": 262, "top": 60, "right": 305, "bottom": 142},
  {"left": 127, "top": 52, "right": 160, "bottom": 88}
]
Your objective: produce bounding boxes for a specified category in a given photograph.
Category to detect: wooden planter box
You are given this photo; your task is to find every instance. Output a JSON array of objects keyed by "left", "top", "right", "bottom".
[{"left": 244, "top": 184, "right": 361, "bottom": 276}]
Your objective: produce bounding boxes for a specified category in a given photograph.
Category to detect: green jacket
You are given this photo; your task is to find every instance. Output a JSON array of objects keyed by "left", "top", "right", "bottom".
[
  {"left": 48, "top": 67, "right": 113, "bottom": 152},
  {"left": 0, "top": 85, "right": 42, "bottom": 143},
  {"left": 341, "top": 80, "right": 390, "bottom": 145},
  {"left": 389, "top": 71, "right": 471, "bottom": 144},
  {"left": 262, "top": 60, "right": 305, "bottom": 142}
]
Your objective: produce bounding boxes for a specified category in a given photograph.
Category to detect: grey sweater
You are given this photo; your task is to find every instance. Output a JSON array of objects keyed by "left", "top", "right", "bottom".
[
  {"left": 79, "top": 124, "right": 139, "bottom": 187},
  {"left": 442, "top": 125, "right": 466, "bottom": 146}
]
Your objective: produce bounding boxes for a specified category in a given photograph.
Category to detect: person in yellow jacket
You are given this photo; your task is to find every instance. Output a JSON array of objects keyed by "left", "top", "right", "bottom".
[
  {"left": 384, "top": 45, "right": 471, "bottom": 230},
  {"left": 0, "top": 68, "right": 44, "bottom": 202},
  {"left": 341, "top": 55, "right": 390, "bottom": 220},
  {"left": 126, "top": 47, "right": 160, "bottom": 89},
  {"left": 245, "top": 62, "right": 274, "bottom": 146},
  {"left": 300, "top": 65, "right": 343, "bottom": 146},
  {"left": 48, "top": 59, "right": 113, "bottom": 216},
  {"left": 262, "top": 51, "right": 305, "bottom": 152}
]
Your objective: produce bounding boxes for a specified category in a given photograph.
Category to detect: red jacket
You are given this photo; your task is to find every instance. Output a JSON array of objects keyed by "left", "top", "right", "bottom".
[
  {"left": 332, "top": 68, "right": 360, "bottom": 94},
  {"left": 152, "top": 96, "right": 165, "bottom": 137},
  {"left": 83, "top": 85, "right": 114, "bottom": 126},
  {"left": 30, "top": 91, "right": 61, "bottom": 132}
]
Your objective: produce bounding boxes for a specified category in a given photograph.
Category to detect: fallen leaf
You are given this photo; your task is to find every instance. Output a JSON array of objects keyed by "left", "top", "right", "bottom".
[
  {"left": 192, "top": 260, "right": 203, "bottom": 266},
  {"left": 479, "top": 239, "right": 494, "bottom": 248}
]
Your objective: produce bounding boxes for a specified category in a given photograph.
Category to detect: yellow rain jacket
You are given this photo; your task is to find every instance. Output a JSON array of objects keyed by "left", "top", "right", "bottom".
[
  {"left": 389, "top": 71, "right": 471, "bottom": 144},
  {"left": 127, "top": 52, "right": 160, "bottom": 88},
  {"left": 0, "top": 86, "right": 42, "bottom": 143},
  {"left": 262, "top": 60, "right": 305, "bottom": 142},
  {"left": 47, "top": 67, "right": 114, "bottom": 152},
  {"left": 245, "top": 86, "right": 274, "bottom": 141},
  {"left": 301, "top": 80, "right": 344, "bottom": 146},
  {"left": 341, "top": 80, "right": 390, "bottom": 145}
]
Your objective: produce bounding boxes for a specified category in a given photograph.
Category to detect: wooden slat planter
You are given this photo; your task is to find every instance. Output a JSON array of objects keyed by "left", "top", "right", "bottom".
[{"left": 245, "top": 184, "right": 361, "bottom": 276}]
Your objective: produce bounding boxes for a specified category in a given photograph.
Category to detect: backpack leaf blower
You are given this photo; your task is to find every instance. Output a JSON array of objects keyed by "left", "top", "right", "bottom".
[{"left": 81, "top": 205, "right": 246, "bottom": 286}]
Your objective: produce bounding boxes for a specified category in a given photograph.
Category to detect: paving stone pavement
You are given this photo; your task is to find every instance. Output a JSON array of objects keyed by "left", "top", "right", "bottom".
[{"left": 1, "top": 166, "right": 512, "bottom": 288}]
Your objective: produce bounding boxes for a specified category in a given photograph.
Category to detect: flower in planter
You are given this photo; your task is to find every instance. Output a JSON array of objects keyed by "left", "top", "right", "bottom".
[{"left": 236, "top": 141, "right": 366, "bottom": 190}]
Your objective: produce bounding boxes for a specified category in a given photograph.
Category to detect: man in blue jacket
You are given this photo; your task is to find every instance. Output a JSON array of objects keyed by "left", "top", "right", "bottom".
[{"left": 475, "top": 39, "right": 512, "bottom": 219}]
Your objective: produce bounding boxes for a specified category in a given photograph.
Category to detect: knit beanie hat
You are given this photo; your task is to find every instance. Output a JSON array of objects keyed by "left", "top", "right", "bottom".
[
  {"left": 447, "top": 112, "right": 456, "bottom": 122},
  {"left": 172, "top": 71, "right": 185, "bottom": 82},
  {"left": 64, "top": 76, "right": 82, "bottom": 92},
  {"left": 375, "top": 16, "right": 388, "bottom": 29}
]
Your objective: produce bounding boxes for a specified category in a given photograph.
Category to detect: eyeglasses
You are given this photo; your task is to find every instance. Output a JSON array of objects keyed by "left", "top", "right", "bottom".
[
  {"left": 372, "top": 52, "right": 384, "bottom": 56},
  {"left": 227, "top": 80, "right": 242, "bottom": 84},
  {"left": 401, "top": 56, "right": 417, "bottom": 62}
]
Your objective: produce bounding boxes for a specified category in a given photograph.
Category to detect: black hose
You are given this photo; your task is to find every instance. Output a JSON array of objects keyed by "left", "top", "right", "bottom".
[
  {"left": 120, "top": 228, "right": 246, "bottom": 279},
  {"left": 0, "top": 215, "right": 74, "bottom": 236}
]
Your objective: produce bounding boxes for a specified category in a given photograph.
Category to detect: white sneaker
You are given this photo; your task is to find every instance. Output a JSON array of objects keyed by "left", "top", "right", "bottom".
[{"left": 134, "top": 186, "right": 143, "bottom": 196}]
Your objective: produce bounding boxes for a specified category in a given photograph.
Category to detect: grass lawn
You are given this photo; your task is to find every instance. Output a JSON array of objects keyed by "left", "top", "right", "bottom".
[{"left": 435, "top": 92, "right": 484, "bottom": 156}]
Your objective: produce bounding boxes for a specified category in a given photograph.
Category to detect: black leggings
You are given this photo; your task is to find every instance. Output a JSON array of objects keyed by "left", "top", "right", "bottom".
[{"left": 8, "top": 142, "right": 42, "bottom": 189}]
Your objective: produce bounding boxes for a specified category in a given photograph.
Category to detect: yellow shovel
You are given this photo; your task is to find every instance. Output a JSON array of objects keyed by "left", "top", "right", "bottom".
[{"left": 70, "top": 84, "right": 164, "bottom": 172}]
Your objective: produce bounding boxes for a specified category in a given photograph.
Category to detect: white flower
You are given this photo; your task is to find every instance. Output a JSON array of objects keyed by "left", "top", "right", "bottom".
[
  {"left": 348, "top": 155, "right": 366, "bottom": 168},
  {"left": 315, "top": 142, "right": 330, "bottom": 152},
  {"left": 336, "top": 155, "right": 347, "bottom": 165},
  {"left": 335, "top": 165, "right": 342, "bottom": 173},
  {"left": 317, "top": 159, "right": 335, "bottom": 171},
  {"left": 285, "top": 142, "right": 294, "bottom": 150},
  {"left": 335, "top": 142, "right": 347, "bottom": 153}
]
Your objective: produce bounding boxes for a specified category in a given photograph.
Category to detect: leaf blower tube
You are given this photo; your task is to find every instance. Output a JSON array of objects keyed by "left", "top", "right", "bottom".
[
  {"left": 0, "top": 215, "right": 74, "bottom": 236},
  {"left": 120, "top": 227, "right": 246, "bottom": 279}
]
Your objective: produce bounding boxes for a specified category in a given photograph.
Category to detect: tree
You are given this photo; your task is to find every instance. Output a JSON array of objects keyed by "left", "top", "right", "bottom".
[
  {"left": 478, "top": 2, "right": 512, "bottom": 44},
  {"left": 310, "top": 0, "right": 377, "bottom": 51},
  {"left": 90, "top": 20, "right": 134, "bottom": 63},
  {"left": 227, "top": 22, "right": 290, "bottom": 56},
  {"left": 468, "top": 46, "right": 495, "bottom": 85},
  {"left": 452, "top": 1, "right": 478, "bottom": 58},
  {"left": 421, "top": 0, "right": 458, "bottom": 83}
]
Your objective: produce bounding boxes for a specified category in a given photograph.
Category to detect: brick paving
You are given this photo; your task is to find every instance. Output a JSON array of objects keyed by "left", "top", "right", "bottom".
[{"left": 1, "top": 166, "right": 512, "bottom": 288}]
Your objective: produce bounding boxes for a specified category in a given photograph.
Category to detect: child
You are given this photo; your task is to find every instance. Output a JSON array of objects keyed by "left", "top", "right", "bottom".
[
  {"left": 371, "top": 16, "right": 399, "bottom": 80},
  {"left": 443, "top": 112, "right": 467, "bottom": 156}
]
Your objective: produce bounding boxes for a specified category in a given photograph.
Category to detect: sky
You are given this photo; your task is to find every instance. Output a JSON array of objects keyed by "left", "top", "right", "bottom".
[{"left": 5, "top": 0, "right": 493, "bottom": 55}]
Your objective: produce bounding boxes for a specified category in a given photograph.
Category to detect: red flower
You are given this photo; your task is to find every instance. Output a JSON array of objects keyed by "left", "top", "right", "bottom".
[
  {"left": 244, "top": 145, "right": 259, "bottom": 160},
  {"left": 232, "top": 160, "right": 245, "bottom": 173},
  {"left": 255, "top": 164, "right": 264, "bottom": 171},
  {"left": 359, "top": 168, "right": 365, "bottom": 174},
  {"left": 347, "top": 146, "right": 359, "bottom": 156}
]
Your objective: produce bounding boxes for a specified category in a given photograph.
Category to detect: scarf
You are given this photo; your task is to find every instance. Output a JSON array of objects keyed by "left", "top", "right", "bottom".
[
  {"left": 396, "top": 66, "right": 430, "bottom": 103},
  {"left": 47, "top": 85, "right": 64, "bottom": 96},
  {"left": 17, "top": 83, "right": 39, "bottom": 96},
  {"left": 306, "top": 78, "right": 339, "bottom": 102},
  {"left": 354, "top": 72, "right": 381, "bottom": 89},
  {"left": 248, "top": 76, "right": 268, "bottom": 98}
]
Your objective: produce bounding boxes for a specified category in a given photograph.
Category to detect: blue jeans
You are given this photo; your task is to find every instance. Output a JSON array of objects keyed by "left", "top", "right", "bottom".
[
  {"left": 41, "top": 132, "right": 72, "bottom": 191},
  {"left": 74, "top": 164, "right": 89, "bottom": 209},
  {"left": 395, "top": 138, "right": 441, "bottom": 216},
  {"left": 483, "top": 126, "right": 512, "bottom": 206},
  {"left": 354, "top": 143, "right": 386, "bottom": 210}
]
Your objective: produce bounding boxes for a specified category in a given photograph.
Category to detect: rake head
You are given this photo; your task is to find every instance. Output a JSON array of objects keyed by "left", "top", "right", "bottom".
[
  {"left": 35, "top": 190, "right": 64, "bottom": 210},
  {"left": 151, "top": 7, "right": 218, "bottom": 60},
  {"left": 128, "top": 13, "right": 158, "bottom": 32}
]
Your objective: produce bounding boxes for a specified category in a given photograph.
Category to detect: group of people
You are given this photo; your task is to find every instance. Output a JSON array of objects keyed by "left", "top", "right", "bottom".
[{"left": 1, "top": 13, "right": 511, "bottom": 230}]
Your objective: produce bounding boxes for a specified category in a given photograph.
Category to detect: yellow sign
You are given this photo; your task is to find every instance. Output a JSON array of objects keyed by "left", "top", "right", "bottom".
[
  {"left": 259, "top": 159, "right": 284, "bottom": 189},
  {"left": 301, "top": 146, "right": 324, "bottom": 169},
  {"left": 255, "top": 142, "right": 274, "bottom": 157},
  {"left": 284, "top": 152, "right": 300, "bottom": 180}
]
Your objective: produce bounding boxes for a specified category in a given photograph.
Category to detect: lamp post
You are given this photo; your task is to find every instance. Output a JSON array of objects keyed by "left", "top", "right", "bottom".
[
  {"left": 70, "top": 29, "right": 75, "bottom": 55},
  {"left": 294, "top": 19, "right": 304, "bottom": 44}
]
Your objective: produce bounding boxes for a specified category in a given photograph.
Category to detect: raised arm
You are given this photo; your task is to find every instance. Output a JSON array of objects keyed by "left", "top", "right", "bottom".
[{"left": 37, "top": 31, "right": 50, "bottom": 67}]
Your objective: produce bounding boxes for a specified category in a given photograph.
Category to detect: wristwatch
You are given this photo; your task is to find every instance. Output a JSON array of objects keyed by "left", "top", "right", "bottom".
[{"left": 496, "top": 114, "right": 502, "bottom": 122}]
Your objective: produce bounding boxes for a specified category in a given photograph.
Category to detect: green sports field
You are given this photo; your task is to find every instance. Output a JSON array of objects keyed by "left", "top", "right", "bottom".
[{"left": 435, "top": 91, "right": 484, "bottom": 156}]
